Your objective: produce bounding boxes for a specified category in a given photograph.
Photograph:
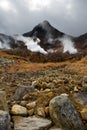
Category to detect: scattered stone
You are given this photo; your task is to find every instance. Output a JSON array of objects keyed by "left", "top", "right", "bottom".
[
  {"left": 0, "top": 110, "right": 10, "bottom": 130},
  {"left": 22, "top": 94, "right": 29, "bottom": 100},
  {"left": 73, "top": 92, "right": 87, "bottom": 106},
  {"left": 32, "top": 80, "right": 41, "bottom": 89},
  {"left": 0, "top": 57, "right": 15, "bottom": 67},
  {"left": 49, "top": 94, "right": 86, "bottom": 130},
  {"left": 74, "top": 86, "right": 79, "bottom": 92},
  {"left": 83, "top": 76, "right": 87, "bottom": 83},
  {"left": 32, "top": 80, "right": 37, "bottom": 86},
  {"left": 45, "top": 106, "right": 49, "bottom": 116},
  {"left": 20, "top": 101, "right": 28, "bottom": 107},
  {"left": 11, "top": 104, "right": 28, "bottom": 116},
  {"left": 47, "top": 83, "right": 55, "bottom": 89},
  {"left": 44, "top": 89, "right": 51, "bottom": 92},
  {"left": 26, "top": 101, "right": 36, "bottom": 109},
  {"left": 45, "top": 77, "right": 50, "bottom": 83},
  {"left": 13, "top": 116, "right": 52, "bottom": 130},
  {"left": 53, "top": 79, "right": 58, "bottom": 84},
  {"left": 80, "top": 105, "right": 87, "bottom": 120},
  {"left": 82, "top": 76, "right": 87, "bottom": 87},
  {"left": 36, "top": 107, "right": 45, "bottom": 117},
  {"left": 28, "top": 109, "right": 34, "bottom": 116},
  {"left": 47, "top": 92, "right": 54, "bottom": 98},
  {"left": 57, "top": 79, "right": 64, "bottom": 85},
  {"left": 0, "top": 90, "right": 9, "bottom": 112},
  {"left": 13, "top": 85, "right": 35, "bottom": 100},
  {"left": 49, "top": 126, "right": 62, "bottom": 130},
  {"left": 41, "top": 82, "right": 48, "bottom": 89}
]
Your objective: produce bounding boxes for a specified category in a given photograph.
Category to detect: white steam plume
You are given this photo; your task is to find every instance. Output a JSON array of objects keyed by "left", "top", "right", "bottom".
[
  {"left": 0, "top": 35, "right": 11, "bottom": 49},
  {"left": 13, "top": 35, "right": 47, "bottom": 54},
  {"left": 59, "top": 35, "right": 77, "bottom": 54},
  {"left": 47, "top": 37, "right": 54, "bottom": 44},
  {"left": 0, "top": 41, "right": 11, "bottom": 49}
]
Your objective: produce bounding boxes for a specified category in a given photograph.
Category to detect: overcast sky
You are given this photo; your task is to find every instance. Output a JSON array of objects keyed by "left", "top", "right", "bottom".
[{"left": 0, "top": 0, "right": 87, "bottom": 36}]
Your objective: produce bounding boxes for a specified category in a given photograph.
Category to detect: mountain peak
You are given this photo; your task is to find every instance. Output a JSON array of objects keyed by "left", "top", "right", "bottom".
[
  {"left": 39, "top": 20, "right": 51, "bottom": 30},
  {"left": 39, "top": 20, "right": 50, "bottom": 26},
  {"left": 23, "top": 20, "right": 64, "bottom": 42}
]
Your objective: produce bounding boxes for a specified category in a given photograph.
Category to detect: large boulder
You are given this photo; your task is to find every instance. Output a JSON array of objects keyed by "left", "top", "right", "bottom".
[{"left": 49, "top": 94, "right": 86, "bottom": 130}]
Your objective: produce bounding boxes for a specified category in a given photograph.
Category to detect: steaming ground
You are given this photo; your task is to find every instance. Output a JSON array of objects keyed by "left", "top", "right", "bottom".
[
  {"left": 0, "top": 41, "right": 11, "bottom": 49},
  {"left": 13, "top": 35, "right": 78, "bottom": 54},
  {"left": 13, "top": 35, "right": 47, "bottom": 54},
  {"left": 59, "top": 35, "right": 77, "bottom": 54},
  {"left": 0, "top": 34, "right": 11, "bottom": 49},
  {"left": 0, "top": 33, "right": 78, "bottom": 55}
]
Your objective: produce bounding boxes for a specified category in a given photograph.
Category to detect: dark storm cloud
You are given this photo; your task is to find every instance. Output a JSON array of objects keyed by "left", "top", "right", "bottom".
[{"left": 0, "top": 0, "right": 87, "bottom": 36}]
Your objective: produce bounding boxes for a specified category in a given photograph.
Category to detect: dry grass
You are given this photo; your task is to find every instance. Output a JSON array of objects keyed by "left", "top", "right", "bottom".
[{"left": 0, "top": 49, "right": 87, "bottom": 75}]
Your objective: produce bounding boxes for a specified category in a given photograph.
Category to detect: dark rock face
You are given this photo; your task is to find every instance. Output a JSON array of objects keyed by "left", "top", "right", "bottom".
[
  {"left": 23, "top": 20, "right": 64, "bottom": 38},
  {"left": 49, "top": 94, "right": 86, "bottom": 130}
]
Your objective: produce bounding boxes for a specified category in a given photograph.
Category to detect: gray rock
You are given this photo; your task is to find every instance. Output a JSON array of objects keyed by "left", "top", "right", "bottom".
[
  {"left": 20, "top": 101, "right": 28, "bottom": 107},
  {"left": 49, "top": 94, "right": 86, "bottom": 130},
  {"left": 13, "top": 85, "right": 36, "bottom": 100},
  {"left": 0, "top": 110, "right": 10, "bottom": 130},
  {"left": 13, "top": 116, "right": 52, "bottom": 130}
]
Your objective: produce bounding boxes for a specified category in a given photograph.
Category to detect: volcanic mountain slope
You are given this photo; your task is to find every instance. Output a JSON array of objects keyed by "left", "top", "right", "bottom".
[
  {"left": 75, "top": 33, "right": 87, "bottom": 52},
  {"left": 23, "top": 20, "right": 64, "bottom": 50},
  {"left": 23, "top": 20, "right": 87, "bottom": 54},
  {"left": 0, "top": 20, "right": 87, "bottom": 62}
]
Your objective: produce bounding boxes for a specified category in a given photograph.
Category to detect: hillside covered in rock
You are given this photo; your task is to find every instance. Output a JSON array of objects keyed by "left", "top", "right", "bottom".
[
  {"left": 0, "top": 49, "right": 87, "bottom": 129},
  {"left": 0, "top": 21, "right": 87, "bottom": 130}
]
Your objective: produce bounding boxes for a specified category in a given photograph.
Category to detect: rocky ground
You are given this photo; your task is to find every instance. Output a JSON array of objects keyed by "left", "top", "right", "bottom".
[{"left": 0, "top": 50, "right": 87, "bottom": 129}]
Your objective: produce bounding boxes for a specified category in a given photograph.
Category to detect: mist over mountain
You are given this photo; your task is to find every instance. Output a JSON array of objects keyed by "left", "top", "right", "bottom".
[
  {"left": 23, "top": 20, "right": 87, "bottom": 54},
  {"left": 0, "top": 20, "right": 87, "bottom": 62}
]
